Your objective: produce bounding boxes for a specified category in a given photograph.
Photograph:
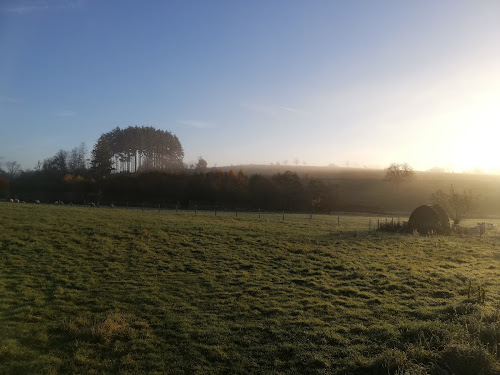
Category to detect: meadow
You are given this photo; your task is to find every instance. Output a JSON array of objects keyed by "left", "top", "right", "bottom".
[{"left": 1, "top": 203, "right": 499, "bottom": 374}]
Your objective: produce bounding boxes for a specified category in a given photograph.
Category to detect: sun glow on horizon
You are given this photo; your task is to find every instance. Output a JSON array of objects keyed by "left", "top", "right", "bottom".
[{"left": 421, "top": 88, "right": 500, "bottom": 173}]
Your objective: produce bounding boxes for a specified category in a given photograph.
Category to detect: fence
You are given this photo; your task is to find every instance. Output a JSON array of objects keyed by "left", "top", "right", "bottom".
[{"left": 4, "top": 200, "right": 408, "bottom": 232}]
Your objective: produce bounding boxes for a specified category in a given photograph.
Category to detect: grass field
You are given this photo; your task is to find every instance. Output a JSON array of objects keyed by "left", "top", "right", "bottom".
[{"left": 1, "top": 203, "right": 500, "bottom": 374}]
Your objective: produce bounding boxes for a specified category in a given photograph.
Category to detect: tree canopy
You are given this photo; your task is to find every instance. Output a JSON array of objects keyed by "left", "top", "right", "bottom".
[{"left": 91, "top": 126, "right": 184, "bottom": 176}]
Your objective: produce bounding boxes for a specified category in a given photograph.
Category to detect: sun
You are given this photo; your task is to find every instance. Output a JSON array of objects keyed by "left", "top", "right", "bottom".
[{"left": 448, "top": 94, "right": 500, "bottom": 173}]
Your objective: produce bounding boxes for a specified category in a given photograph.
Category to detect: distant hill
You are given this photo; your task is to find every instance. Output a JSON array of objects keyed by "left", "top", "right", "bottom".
[{"left": 216, "top": 165, "right": 500, "bottom": 217}]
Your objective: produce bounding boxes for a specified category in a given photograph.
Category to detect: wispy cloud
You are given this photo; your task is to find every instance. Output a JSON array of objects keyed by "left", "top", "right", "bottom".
[
  {"left": 56, "top": 109, "right": 76, "bottom": 117},
  {"left": 278, "top": 106, "right": 308, "bottom": 115},
  {"left": 177, "top": 120, "right": 214, "bottom": 129},
  {"left": 1, "top": 0, "right": 83, "bottom": 14}
]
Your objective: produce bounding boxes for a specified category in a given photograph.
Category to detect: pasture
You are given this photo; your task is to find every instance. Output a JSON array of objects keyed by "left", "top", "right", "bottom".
[{"left": 1, "top": 203, "right": 499, "bottom": 374}]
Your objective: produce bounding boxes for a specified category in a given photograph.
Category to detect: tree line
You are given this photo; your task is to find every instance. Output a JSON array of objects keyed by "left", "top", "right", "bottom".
[
  {"left": 1, "top": 167, "right": 339, "bottom": 212},
  {"left": 1, "top": 125, "right": 478, "bottom": 220},
  {"left": 0, "top": 126, "right": 339, "bottom": 212}
]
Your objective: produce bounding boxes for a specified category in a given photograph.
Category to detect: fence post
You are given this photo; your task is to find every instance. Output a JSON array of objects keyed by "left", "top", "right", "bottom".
[
  {"left": 282, "top": 211, "right": 285, "bottom": 221},
  {"left": 158, "top": 204, "right": 161, "bottom": 212},
  {"left": 377, "top": 219, "right": 380, "bottom": 230}
]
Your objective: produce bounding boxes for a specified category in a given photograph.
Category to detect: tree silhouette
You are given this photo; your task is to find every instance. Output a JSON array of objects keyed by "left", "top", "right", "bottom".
[
  {"left": 432, "top": 185, "right": 480, "bottom": 224},
  {"left": 385, "top": 163, "right": 414, "bottom": 184},
  {"left": 91, "top": 126, "right": 184, "bottom": 175},
  {"left": 195, "top": 157, "right": 208, "bottom": 171},
  {"left": 5, "top": 161, "right": 21, "bottom": 178},
  {"left": 68, "top": 143, "right": 87, "bottom": 174}
]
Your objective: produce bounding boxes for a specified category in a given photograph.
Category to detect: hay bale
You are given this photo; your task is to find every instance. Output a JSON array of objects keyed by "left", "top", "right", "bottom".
[{"left": 408, "top": 204, "right": 450, "bottom": 234}]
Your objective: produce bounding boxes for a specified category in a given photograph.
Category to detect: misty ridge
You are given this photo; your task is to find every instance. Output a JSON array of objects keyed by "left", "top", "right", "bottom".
[{"left": 0, "top": 125, "right": 497, "bottom": 218}]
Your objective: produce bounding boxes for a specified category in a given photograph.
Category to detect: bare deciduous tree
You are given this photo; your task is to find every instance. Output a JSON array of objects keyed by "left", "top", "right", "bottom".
[
  {"left": 385, "top": 163, "right": 414, "bottom": 184},
  {"left": 5, "top": 161, "right": 21, "bottom": 177},
  {"left": 68, "top": 142, "right": 87, "bottom": 174},
  {"left": 432, "top": 185, "right": 480, "bottom": 224}
]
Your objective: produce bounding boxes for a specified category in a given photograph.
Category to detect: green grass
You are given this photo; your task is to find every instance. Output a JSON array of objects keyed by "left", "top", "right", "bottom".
[{"left": 1, "top": 203, "right": 500, "bottom": 374}]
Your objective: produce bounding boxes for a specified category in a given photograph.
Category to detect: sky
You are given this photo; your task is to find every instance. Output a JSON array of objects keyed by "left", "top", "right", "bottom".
[{"left": 1, "top": 0, "right": 499, "bottom": 172}]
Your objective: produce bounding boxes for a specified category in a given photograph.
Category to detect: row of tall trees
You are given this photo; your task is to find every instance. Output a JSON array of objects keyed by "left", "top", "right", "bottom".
[
  {"left": 91, "top": 126, "right": 184, "bottom": 175},
  {"left": 1, "top": 125, "right": 185, "bottom": 190},
  {"left": 1, "top": 124, "right": 339, "bottom": 211}
]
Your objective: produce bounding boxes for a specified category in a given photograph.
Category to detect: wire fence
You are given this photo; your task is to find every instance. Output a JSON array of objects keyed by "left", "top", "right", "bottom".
[{"left": 2, "top": 199, "right": 412, "bottom": 232}]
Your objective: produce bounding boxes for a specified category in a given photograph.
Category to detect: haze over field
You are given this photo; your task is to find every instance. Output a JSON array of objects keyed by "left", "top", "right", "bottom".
[{"left": 1, "top": 0, "right": 499, "bottom": 172}]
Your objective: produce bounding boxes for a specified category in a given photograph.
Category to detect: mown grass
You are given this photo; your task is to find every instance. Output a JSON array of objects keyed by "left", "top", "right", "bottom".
[{"left": 1, "top": 203, "right": 499, "bottom": 374}]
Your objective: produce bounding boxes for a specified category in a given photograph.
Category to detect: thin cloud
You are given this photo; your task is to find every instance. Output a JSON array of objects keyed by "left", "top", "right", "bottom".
[
  {"left": 56, "top": 110, "right": 76, "bottom": 117},
  {"left": 1, "top": 0, "right": 83, "bottom": 14},
  {"left": 177, "top": 120, "right": 214, "bottom": 129},
  {"left": 278, "top": 106, "right": 308, "bottom": 115}
]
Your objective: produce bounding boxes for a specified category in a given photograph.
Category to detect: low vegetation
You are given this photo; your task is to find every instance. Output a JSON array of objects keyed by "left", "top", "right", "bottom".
[
  {"left": 1, "top": 203, "right": 499, "bottom": 374},
  {"left": 432, "top": 185, "right": 481, "bottom": 224}
]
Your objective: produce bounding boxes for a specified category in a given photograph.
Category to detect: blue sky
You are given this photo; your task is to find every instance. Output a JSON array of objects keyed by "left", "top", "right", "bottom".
[{"left": 1, "top": 0, "right": 499, "bottom": 172}]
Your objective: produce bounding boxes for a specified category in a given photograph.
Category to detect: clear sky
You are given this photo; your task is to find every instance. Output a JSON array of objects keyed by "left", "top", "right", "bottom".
[{"left": 1, "top": 0, "right": 499, "bottom": 172}]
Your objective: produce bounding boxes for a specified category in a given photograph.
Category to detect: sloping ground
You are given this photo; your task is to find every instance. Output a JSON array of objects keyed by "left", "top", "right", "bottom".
[{"left": 0, "top": 204, "right": 499, "bottom": 374}]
